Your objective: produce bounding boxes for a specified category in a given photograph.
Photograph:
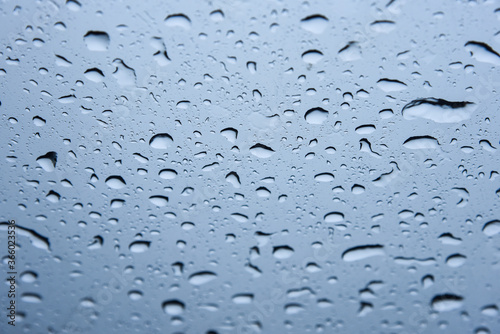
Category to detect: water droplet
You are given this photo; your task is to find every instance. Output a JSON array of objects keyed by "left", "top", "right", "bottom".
[
  {"left": 402, "top": 98, "right": 475, "bottom": 123},
  {"left": 159, "top": 169, "right": 177, "bottom": 179},
  {"left": 129, "top": 241, "right": 151, "bottom": 253},
  {"left": 162, "top": 300, "right": 185, "bottom": 315},
  {"left": 302, "top": 50, "right": 323, "bottom": 64},
  {"left": 445, "top": 254, "right": 466, "bottom": 267},
  {"left": 231, "top": 213, "right": 248, "bottom": 223},
  {"left": 165, "top": 14, "right": 191, "bottom": 30},
  {"left": 0, "top": 223, "right": 50, "bottom": 251},
  {"left": 284, "top": 303, "right": 305, "bottom": 314},
  {"left": 84, "top": 68, "right": 105, "bottom": 82},
  {"left": 149, "top": 133, "right": 173, "bottom": 149},
  {"left": 220, "top": 127, "right": 238, "bottom": 142},
  {"left": 304, "top": 107, "right": 328, "bottom": 124},
  {"left": 465, "top": 41, "right": 500, "bottom": 65},
  {"left": 338, "top": 42, "right": 362, "bottom": 61},
  {"left": 232, "top": 294, "right": 253, "bottom": 304},
  {"left": 210, "top": 9, "right": 224, "bottom": 22},
  {"left": 482, "top": 220, "right": 500, "bottom": 236},
  {"left": 188, "top": 271, "right": 217, "bottom": 285},
  {"left": 273, "top": 245, "right": 294, "bottom": 259},
  {"left": 20, "top": 271, "right": 38, "bottom": 283},
  {"left": 370, "top": 20, "right": 396, "bottom": 33},
  {"left": 250, "top": 144, "right": 275, "bottom": 158},
  {"left": 21, "top": 293, "right": 42, "bottom": 303},
  {"left": 36, "top": 152, "right": 57, "bottom": 172},
  {"left": 300, "top": 15, "right": 328, "bottom": 34},
  {"left": 377, "top": 78, "right": 407, "bottom": 92},
  {"left": 324, "top": 212, "right": 344, "bottom": 223},
  {"left": 403, "top": 136, "right": 439, "bottom": 149},
  {"left": 431, "top": 294, "right": 464, "bottom": 312},
  {"left": 128, "top": 290, "right": 143, "bottom": 301},
  {"left": 342, "top": 245, "right": 385, "bottom": 262},
  {"left": 314, "top": 173, "right": 334, "bottom": 182},
  {"left": 149, "top": 195, "right": 168, "bottom": 207},
  {"left": 105, "top": 176, "right": 126, "bottom": 189},
  {"left": 481, "top": 305, "right": 499, "bottom": 317},
  {"left": 84, "top": 31, "right": 110, "bottom": 51}
]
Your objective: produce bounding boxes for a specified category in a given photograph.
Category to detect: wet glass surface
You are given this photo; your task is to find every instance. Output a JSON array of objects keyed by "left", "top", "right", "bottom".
[{"left": 1, "top": 0, "right": 500, "bottom": 333}]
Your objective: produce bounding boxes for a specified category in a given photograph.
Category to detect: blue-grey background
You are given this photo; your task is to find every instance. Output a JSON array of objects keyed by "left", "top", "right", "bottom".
[{"left": 1, "top": 0, "right": 500, "bottom": 333}]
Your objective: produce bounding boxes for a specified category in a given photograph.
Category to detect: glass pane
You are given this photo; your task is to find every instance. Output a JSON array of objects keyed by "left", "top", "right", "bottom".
[{"left": 1, "top": 0, "right": 499, "bottom": 333}]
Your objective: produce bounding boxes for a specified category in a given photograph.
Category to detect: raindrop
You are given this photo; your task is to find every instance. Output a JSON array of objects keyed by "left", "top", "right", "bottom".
[
  {"left": 129, "top": 241, "right": 151, "bottom": 253},
  {"left": 162, "top": 300, "right": 185, "bottom": 315},
  {"left": 105, "top": 176, "right": 126, "bottom": 189},
  {"left": 250, "top": 144, "right": 275, "bottom": 158},
  {"left": 83, "top": 31, "right": 110, "bottom": 51},
  {"left": 159, "top": 169, "right": 177, "bottom": 179},
  {"left": 232, "top": 294, "right": 253, "bottom": 304},
  {"left": 21, "top": 293, "right": 42, "bottom": 303},
  {"left": 445, "top": 254, "right": 466, "bottom": 267},
  {"left": 300, "top": 15, "right": 328, "bottom": 34},
  {"left": 304, "top": 107, "right": 328, "bottom": 124},
  {"left": 149, "top": 195, "right": 168, "bottom": 207},
  {"left": 149, "top": 133, "right": 173, "bottom": 149},
  {"left": 403, "top": 136, "right": 440, "bottom": 149},
  {"left": 377, "top": 78, "right": 407, "bottom": 92},
  {"left": 482, "top": 220, "right": 500, "bottom": 236},
  {"left": 431, "top": 294, "right": 464, "bottom": 312},
  {"left": 370, "top": 20, "right": 396, "bottom": 33},
  {"left": 324, "top": 212, "right": 344, "bottom": 223},
  {"left": 402, "top": 98, "right": 475, "bottom": 123},
  {"left": 36, "top": 152, "right": 57, "bottom": 172},
  {"left": 465, "top": 41, "right": 500, "bottom": 65},
  {"left": 165, "top": 14, "right": 191, "bottom": 29},
  {"left": 188, "top": 271, "right": 217, "bottom": 285},
  {"left": 273, "top": 245, "right": 294, "bottom": 259},
  {"left": 342, "top": 245, "right": 385, "bottom": 262},
  {"left": 302, "top": 50, "right": 323, "bottom": 64},
  {"left": 314, "top": 173, "right": 334, "bottom": 182}
]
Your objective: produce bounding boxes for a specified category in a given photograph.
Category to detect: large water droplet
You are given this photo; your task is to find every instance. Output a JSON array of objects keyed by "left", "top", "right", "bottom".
[
  {"left": 304, "top": 107, "right": 328, "bottom": 124},
  {"left": 377, "top": 78, "right": 407, "bottom": 92},
  {"left": 129, "top": 241, "right": 151, "bottom": 253},
  {"left": 21, "top": 293, "right": 42, "bottom": 303},
  {"left": 324, "top": 212, "right": 344, "bottom": 223},
  {"left": 165, "top": 14, "right": 191, "bottom": 29},
  {"left": 402, "top": 98, "right": 475, "bottom": 123},
  {"left": 250, "top": 144, "right": 275, "bottom": 158},
  {"left": 149, "top": 133, "right": 173, "bottom": 149},
  {"left": 342, "top": 245, "right": 385, "bottom": 262},
  {"left": 483, "top": 220, "right": 500, "bottom": 236},
  {"left": 302, "top": 50, "right": 323, "bottom": 64},
  {"left": 36, "top": 152, "right": 57, "bottom": 172},
  {"left": 159, "top": 169, "right": 177, "bottom": 179},
  {"left": 105, "top": 176, "right": 126, "bottom": 189},
  {"left": 149, "top": 195, "right": 168, "bottom": 207},
  {"left": 446, "top": 254, "right": 466, "bottom": 267},
  {"left": 315, "top": 173, "right": 334, "bottom": 182},
  {"left": 403, "top": 136, "right": 439, "bottom": 149},
  {"left": 84, "top": 31, "right": 110, "bottom": 51},
  {"left": 188, "top": 271, "right": 217, "bottom": 285},
  {"left": 370, "top": 20, "right": 396, "bottom": 33},
  {"left": 273, "top": 245, "right": 294, "bottom": 259},
  {"left": 162, "top": 300, "right": 185, "bottom": 315},
  {"left": 338, "top": 42, "right": 362, "bottom": 61},
  {"left": 431, "top": 294, "right": 464, "bottom": 312},
  {"left": 300, "top": 15, "right": 328, "bottom": 34},
  {"left": 465, "top": 41, "right": 500, "bottom": 65},
  {"left": 284, "top": 303, "right": 305, "bottom": 314},
  {"left": 232, "top": 294, "right": 253, "bottom": 304}
]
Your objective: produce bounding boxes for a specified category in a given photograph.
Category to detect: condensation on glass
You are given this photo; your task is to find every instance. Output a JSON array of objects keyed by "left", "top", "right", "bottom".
[{"left": 0, "top": 0, "right": 499, "bottom": 333}]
